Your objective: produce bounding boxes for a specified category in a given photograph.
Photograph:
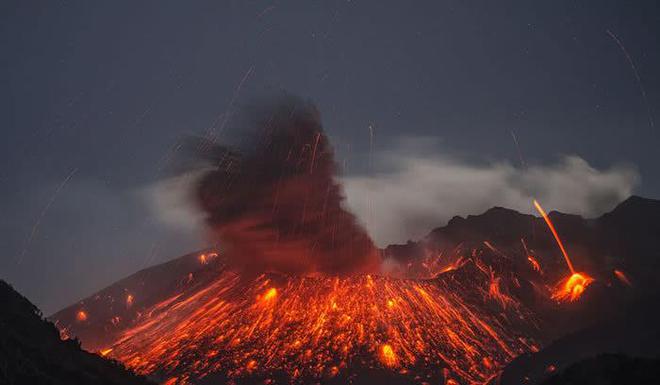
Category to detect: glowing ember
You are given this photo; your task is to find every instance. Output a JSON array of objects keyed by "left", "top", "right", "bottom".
[
  {"left": 527, "top": 255, "right": 541, "bottom": 273},
  {"left": 551, "top": 272, "right": 594, "bottom": 302},
  {"left": 379, "top": 344, "right": 398, "bottom": 367},
  {"left": 126, "top": 294, "right": 134, "bottom": 307},
  {"left": 98, "top": 264, "right": 538, "bottom": 385},
  {"left": 99, "top": 348, "right": 113, "bottom": 356},
  {"left": 614, "top": 269, "right": 632, "bottom": 286},
  {"left": 76, "top": 310, "right": 87, "bottom": 322}
]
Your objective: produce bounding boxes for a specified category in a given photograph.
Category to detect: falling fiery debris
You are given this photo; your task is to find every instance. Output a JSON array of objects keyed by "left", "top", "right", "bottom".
[
  {"left": 533, "top": 200, "right": 594, "bottom": 302},
  {"left": 93, "top": 259, "right": 539, "bottom": 385},
  {"left": 614, "top": 269, "right": 633, "bottom": 287},
  {"left": 527, "top": 256, "right": 541, "bottom": 273}
]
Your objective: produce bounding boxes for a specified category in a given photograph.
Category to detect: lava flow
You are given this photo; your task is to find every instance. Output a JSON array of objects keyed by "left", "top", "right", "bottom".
[
  {"left": 95, "top": 258, "right": 539, "bottom": 385},
  {"left": 533, "top": 200, "right": 594, "bottom": 302}
]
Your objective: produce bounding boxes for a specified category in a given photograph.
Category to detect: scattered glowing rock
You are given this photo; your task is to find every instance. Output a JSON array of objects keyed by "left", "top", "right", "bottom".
[
  {"left": 76, "top": 310, "right": 87, "bottom": 322},
  {"left": 262, "top": 288, "right": 277, "bottom": 302},
  {"left": 379, "top": 344, "right": 398, "bottom": 367}
]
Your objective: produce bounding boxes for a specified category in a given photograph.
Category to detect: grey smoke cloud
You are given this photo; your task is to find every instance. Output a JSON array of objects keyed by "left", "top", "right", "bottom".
[
  {"left": 142, "top": 170, "right": 208, "bottom": 236},
  {"left": 342, "top": 148, "right": 640, "bottom": 246}
]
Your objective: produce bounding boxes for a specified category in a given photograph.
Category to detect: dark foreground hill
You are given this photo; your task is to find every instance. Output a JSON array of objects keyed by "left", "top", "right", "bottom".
[
  {"left": 499, "top": 293, "right": 660, "bottom": 385},
  {"left": 0, "top": 280, "right": 154, "bottom": 385},
  {"left": 540, "top": 354, "right": 660, "bottom": 385}
]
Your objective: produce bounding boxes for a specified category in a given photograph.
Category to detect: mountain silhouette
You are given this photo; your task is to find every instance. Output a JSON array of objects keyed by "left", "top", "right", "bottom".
[{"left": 0, "top": 280, "right": 154, "bottom": 385}]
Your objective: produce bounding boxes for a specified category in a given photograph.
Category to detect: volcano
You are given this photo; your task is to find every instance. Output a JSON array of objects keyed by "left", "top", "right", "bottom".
[
  {"left": 48, "top": 97, "right": 660, "bottom": 385},
  {"left": 51, "top": 253, "right": 541, "bottom": 385},
  {"left": 50, "top": 196, "right": 660, "bottom": 385}
]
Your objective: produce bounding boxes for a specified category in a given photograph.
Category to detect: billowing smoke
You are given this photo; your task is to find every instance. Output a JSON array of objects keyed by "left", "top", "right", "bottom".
[
  {"left": 343, "top": 146, "right": 640, "bottom": 246},
  {"left": 191, "top": 96, "right": 380, "bottom": 275}
]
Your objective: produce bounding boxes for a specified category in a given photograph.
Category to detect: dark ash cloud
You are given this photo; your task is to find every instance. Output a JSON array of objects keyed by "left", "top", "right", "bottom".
[{"left": 188, "top": 96, "right": 380, "bottom": 275}]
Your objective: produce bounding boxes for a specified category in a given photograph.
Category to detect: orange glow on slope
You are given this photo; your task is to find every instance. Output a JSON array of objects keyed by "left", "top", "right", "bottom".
[
  {"left": 99, "top": 267, "right": 538, "bottom": 385},
  {"left": 126, "top": 294, "right": 134, "bottom": 307},
  {"left": 551, "top": 273, "right": 594, "bottom": 302},
  {"left": 614, "top": 269, "right": 632, "bottom": 286},
  {"left": 436, "top": 256, "right": 466, "bottom": 276},
  {"left": 533, "top": 200, "right": 574, "bottom": 273}
]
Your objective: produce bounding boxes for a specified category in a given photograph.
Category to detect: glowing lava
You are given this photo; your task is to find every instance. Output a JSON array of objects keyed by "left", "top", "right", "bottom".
[
  {"left": 550, "top": 272, "right": 594, "bottom": 302},
  {"left": 95, "top": 263, "right": 538, "bottom": 385},
  {"left": 533, "top": 200, "right": 594, "bottom": 302},
  {"left": 379, "top": 344, "right": 398, "bottom": 367}
]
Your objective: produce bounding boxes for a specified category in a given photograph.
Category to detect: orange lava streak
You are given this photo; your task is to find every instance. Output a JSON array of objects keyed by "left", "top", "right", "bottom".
[
  {"left": 99, "top": 348, "right": 113, "bottom": 356},
  {"left": 527, "top": 256, "right": 541, "bottom": 273},
  {"left": 533, "top": 200, "right": 574, "bottom": 273},
  {"left": 533, "top": 200, "right": 594, "bottom": 302}
]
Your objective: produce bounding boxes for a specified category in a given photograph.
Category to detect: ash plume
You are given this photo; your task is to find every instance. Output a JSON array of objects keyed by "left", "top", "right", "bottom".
[{"left": 191, "top": 96, "right": 380, "bottom": 275}]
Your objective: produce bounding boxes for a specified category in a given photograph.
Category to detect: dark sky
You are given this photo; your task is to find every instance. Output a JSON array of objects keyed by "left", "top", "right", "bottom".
[{"left": 2, "top": 0, "right": 659, "bottom": 314}]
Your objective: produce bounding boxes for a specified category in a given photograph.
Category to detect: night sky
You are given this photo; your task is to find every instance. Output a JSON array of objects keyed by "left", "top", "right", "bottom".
[{"left": 2, "top": 0, "right": 659, "bottom": 314}]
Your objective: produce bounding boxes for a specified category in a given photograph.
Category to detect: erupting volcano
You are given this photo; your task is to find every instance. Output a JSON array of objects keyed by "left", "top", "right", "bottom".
[
  {"left": 92, "top": 261, "right": 540, "bottom": 385},
  {"left": 51, "top": 98, "right": 624, "bottom": 385},
  {"left": 57, "top": 249, "right": 546, "bottom": 385}
]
